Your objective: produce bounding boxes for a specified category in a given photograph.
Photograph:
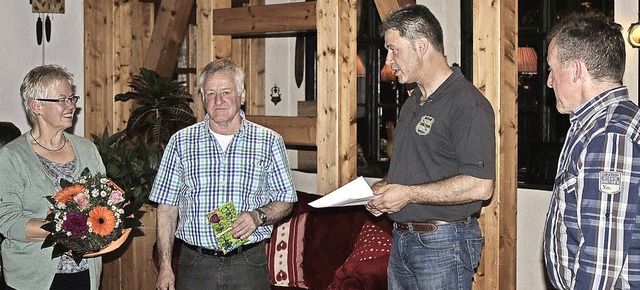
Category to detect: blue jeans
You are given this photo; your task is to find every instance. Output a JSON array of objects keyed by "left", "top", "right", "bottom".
[
  {"left": 388, "top": 218, "right": 483, "bottom": 290},
  {"left": 177, "top": 241, "right": 270, "bottom": 290}
]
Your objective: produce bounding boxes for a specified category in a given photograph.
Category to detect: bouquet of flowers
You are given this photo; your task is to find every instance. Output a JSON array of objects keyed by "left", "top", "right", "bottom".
[{"left": 41, "top": 168, "right": 143, "bottom": 264}]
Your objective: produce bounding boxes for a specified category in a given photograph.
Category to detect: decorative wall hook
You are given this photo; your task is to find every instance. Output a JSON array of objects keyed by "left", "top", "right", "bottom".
[
  {"left": 45, "top": 15, "right": 51, "bottom": 42},
  {"left": 270, "top": 84, "right": 282, "bottom": 105},
  {"left": 36, "top": 15, "right": 43, "bottom": 45}
]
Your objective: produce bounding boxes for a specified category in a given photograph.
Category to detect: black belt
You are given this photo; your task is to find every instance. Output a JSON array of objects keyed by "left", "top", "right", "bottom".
[
  {"left": 394, "top": 218, "right": 470, "bottom": 233},
  {"left": 184, "top": 241, "right": 263, "bottom": 257}
]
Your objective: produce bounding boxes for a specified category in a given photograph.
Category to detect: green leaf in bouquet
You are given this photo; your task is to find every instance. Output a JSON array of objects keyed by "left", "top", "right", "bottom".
[
  {"left": 44, "top": 211, "right": 55, "bottom": 222},
  {"left": 51, "top": 243, "right": 68, "bottom": 259},
  {"left": 123, "top": 217, "right": 142, "bottom": 229},
  {"left": 40, "top": 221, "right": 56, "bottom": 233},
  {"left": 71, "top": 251, "right": 84, "bottom": 265},
  {"left": 123, "top": 199, "right": 144, "bottom": 217},
  {"left": 41, "top": 233, "right": 56, "bottom": 249},
  {"left": 81, "top": 167, "right": 91, "bottom": 177},
  {"left": 59, "top": 178, "right": 74, "bottom": 189},
  {"left": 44, "top": 195, "right": 57, "bottom": 206}
]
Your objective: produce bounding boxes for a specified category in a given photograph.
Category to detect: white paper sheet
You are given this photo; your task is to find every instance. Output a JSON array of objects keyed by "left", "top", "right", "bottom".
[{"left": 308, "top": 176, "right": 378, "bottom": 208}]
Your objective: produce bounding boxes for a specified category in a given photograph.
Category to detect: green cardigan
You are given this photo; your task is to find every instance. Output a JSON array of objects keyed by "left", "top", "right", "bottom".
[{"left": 0, "top": 132, "right": 105, "bottom": 290}]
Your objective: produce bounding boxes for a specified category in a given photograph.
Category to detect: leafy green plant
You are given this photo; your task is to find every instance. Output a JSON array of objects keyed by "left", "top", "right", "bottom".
[
  {"left": 115, "top": 67, "right": 196, "bottom": 147},
  {"left": 92, "top": 128, "right": 163, "bottom": 203}
]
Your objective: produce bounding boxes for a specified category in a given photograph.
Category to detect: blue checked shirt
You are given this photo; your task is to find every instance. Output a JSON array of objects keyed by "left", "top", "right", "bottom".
[
  {"left": 149, "top": 112, "right": 297, "bottom": 250},
  {"left": 544, "top": 87, "right": 640, "bottom": 289}
]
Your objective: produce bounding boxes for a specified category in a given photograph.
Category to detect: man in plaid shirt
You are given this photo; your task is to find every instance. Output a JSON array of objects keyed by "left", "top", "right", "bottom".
[
  {"left": 150, "top": 59, "right": 297, "bottom": 290},
  {"left": 544, "top": 13, "right": 640, "bottom": 289}
]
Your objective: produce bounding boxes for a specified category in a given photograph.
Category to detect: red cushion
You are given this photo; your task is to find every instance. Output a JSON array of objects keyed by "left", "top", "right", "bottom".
[
  {"left": 345, "top": 220, "right": 391, "bottom": 263},
  {"left": 328, "top": 219, "right": 392, "bottom": 290},
  {"left": 266, "top": 195, "right": 313, "bottom": 289}
]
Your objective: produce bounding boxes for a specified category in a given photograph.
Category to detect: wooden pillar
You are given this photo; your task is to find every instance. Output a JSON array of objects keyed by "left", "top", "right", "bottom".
[
  {"left": 473, "top": 0, "right": 518, "bottom": 289},
  {"left": 84, "top": 1, "right": 156, "bottom": 289},
  {"left": 316, "top": 0, "right": 358, "bottom": 193}
]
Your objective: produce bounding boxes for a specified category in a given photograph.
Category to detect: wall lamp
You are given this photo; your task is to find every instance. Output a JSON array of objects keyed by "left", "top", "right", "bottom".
[{"left": 629, "top": 17, "right": 640, "bottom": 48}]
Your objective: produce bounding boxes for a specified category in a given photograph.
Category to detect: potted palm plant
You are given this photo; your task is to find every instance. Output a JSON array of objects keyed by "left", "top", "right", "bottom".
[{"left": 115, "top": 67, "right": 196, "bottom": 148}]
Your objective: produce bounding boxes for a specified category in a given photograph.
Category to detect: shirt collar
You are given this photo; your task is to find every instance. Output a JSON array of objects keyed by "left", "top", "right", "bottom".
[
  {"left": 413, "top": 66, "right": 465, "bottom": 104},
  {"left": 569, "top": 86, "right": 629, "bottom": 127}
]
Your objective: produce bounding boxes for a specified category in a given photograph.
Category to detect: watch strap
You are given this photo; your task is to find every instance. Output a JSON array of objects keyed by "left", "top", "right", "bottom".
[{"left": 255, "top": 208, "right": 267, "bottom": 226}]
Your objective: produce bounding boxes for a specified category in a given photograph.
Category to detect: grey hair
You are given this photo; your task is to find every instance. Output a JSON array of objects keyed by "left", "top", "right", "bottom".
[
  {"left": 198, "top": 59, "right": 245, "bottom": 95},
  {"left": 380, "top": 4, "right": 445, "bottom": 54},
  {"left": 547, "top": 13, "right": 625, "bottom": 83},
  {"left": 19, "top": 65, "right": 74, "bottom": 123}
]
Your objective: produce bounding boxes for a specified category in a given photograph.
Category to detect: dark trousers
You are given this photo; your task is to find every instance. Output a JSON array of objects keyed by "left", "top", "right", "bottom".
[
  {"left": 177, "top": 242, "right": 270, "bottom": 290},
  {"left": 6, "top": 270, "right": 89, "bottom": 290}
]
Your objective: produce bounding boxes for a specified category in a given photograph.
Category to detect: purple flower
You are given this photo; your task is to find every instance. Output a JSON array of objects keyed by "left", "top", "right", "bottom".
[
  {"left": 209, "top": 214, "right": 221, "bottom": 223},
  {"left": 63, "top": 212, "right": 89, "bottom": 236}
]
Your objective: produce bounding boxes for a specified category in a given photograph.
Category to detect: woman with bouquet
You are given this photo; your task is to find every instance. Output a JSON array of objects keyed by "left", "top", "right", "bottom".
[{"left": 0, "top": 65, "right": 105, "bottom": 290}]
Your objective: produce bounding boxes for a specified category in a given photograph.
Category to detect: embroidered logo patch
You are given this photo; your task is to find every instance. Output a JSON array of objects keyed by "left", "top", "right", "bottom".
[
  {"left": 599, "top": 171, "right": 622, "bottom": 194},
  {"left": 415, "top": 115, "right": 435, "bottom": 136}
]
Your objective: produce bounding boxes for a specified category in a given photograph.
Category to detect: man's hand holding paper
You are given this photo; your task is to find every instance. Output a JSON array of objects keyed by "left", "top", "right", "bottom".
[{"left": 308, "top": 177, "right": 379, "bottom": 208}]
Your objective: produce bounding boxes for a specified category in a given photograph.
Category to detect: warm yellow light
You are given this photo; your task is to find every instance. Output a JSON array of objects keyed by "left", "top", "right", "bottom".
[{"left": 628, "top": 21, "right": 640, "bottom": 48}]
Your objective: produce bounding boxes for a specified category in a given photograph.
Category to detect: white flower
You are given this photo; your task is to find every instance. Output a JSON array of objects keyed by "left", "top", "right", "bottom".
[{"left": 100, "top": 178, "right": 109, "bottom": 184}]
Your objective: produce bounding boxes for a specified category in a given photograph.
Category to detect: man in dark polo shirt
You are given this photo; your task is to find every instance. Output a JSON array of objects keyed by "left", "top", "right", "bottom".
[{"left": 366, "top": 4, "right": 496, "bottom": 290}]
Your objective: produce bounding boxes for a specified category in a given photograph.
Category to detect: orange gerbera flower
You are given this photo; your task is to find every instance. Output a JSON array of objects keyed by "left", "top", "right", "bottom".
[
  {"left": 88, "top": 206, "right": 116, "bottom": 236},
  {"left": 53, "top": 184, "right": 85, "bottom": 204}
]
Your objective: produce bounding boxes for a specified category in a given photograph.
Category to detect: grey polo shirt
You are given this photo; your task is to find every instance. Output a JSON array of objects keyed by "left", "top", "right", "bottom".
[{"left": 387, "top": 67, "right": 496, "bottom": 223}]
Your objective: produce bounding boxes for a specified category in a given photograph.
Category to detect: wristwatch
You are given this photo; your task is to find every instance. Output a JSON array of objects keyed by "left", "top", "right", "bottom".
[{"left": 255, "top": 208, "right": 267, "bottom": 226}]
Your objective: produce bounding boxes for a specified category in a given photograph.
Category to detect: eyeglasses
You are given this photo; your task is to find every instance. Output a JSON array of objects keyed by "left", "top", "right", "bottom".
[{"left": 36, "top": 96, "right": 80, "bottom": 104}]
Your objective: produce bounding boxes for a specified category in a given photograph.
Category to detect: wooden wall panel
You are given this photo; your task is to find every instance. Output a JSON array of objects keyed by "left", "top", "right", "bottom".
[
  {"left": 231, "top": 0, "right": 266, "bottom": 116},
  {"left": 85, "top": 1, "right": 156, "bottom": 289},
  {"left": 84, "top": 0, "right": 115, "bottom": 137},
  {"left": 315, "top": 0, "right": 358, "bottom": 194},
  {"left": 473, "top": 0, "right": 518, "bottom": 289}
]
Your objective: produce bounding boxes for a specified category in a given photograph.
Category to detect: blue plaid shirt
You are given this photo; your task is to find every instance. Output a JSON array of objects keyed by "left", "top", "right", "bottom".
[
  {"left": 149, "top": 112, "right": 297, "bottom": 249},
  {"left": 544, "top": 87, "right": 640, "bottom": 289}
]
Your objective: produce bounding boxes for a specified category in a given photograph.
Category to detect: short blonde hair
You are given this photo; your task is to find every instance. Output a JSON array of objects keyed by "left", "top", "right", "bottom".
[{"left": 20, "top": 65, "right": 74, "bottom": 123}]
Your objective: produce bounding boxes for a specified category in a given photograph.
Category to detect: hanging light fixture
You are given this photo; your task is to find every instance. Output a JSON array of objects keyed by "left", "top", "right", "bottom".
[
  {"left": 356, "top": 55, "right": 366, "bottom": 77},
  {"left": 629, "top": 14, "right": 640, "bottom": 48},
  {"left": 518, "top": 47, "right": 538, "bottom": 75},
  {"left": 380, "top": 64, "right": 396, "bottom": 82}
]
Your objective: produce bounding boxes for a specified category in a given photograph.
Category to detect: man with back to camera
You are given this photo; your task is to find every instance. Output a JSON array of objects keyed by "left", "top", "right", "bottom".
[
  {"left": 365, "top": 4, "right": 496, "bottom": 290},
  {"left": 543, "top": 13, "right": 640, "bottom": 290}
]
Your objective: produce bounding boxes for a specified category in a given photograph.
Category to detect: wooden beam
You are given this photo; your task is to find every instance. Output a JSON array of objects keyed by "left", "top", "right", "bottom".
[
  {"left": 316, "top": 0, "right": 358, "bottom": 194},
  {"left": 473, "top": 0, "right": 518, "bottom": 289},
  {"left": 246, "top": 116, "right": 316, "bottom": 146},
  {"left": 373, "top": 0, "right": 414, "bottom": 21},
  {"left": 195, "top": 0, "right": 232, "bottom": 122},
  {"left": 143, "top": 0, "right": 195, "bottom": 77},
  {"left": 212, "top": 2, "right": 316, "bottom": 35}
]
